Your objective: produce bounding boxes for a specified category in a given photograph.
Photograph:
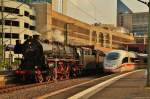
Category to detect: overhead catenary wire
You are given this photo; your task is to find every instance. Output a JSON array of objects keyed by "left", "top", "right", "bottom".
[
  {"left": 88, "top": 0, "right": 101, "bottom": 23},
  {"left": 68, "top": 0, "right": 101, "bottom": 24},
  {"left": 87, "top": 0, "right": 97, "bottom": 22}
]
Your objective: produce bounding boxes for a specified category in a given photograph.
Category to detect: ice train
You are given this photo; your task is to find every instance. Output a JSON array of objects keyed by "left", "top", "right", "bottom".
[{"left": 103, "top": 50, "right": 139, "bottom": 73}]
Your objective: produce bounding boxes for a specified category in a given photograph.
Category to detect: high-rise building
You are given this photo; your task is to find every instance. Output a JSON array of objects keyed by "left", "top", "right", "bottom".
[
  {"left": 117, "top": 0, "right": 148, "bottom": 45},
  {"left": 117, "top": 0, "right": 148, "bottom": 36},
  {"left": 0, "top": 0, "right": 36, "bottom": 44},
  {"left": 118, "top": 11, "right": 148, "bottom": 36},
  {"left": 0, "top": 0, "right": 36, "bottom": 58}
]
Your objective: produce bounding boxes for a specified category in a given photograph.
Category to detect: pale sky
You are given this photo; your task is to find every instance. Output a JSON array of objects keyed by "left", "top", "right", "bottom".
[
  {"left": 65, "top": 0, "right": 149, "bottom": 25},
  {"left": 123, "top": 0, "right": 148, "bottom": 12}
]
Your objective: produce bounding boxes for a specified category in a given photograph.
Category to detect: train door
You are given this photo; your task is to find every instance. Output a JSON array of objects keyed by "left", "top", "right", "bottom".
[
  {"left": 137, "top": 54, "right": 147, "bottom": 69},
  {"left": 121, "top": 52, "right": 137, "bottom": 71},
  {"left": 95, "top": 50, "right": 105, "bottom": 64},
  {"left": 76, "top": 48, "right": 84, "bottom": 65},
  {"left": 69, "top": 46, "right": 74, "bottom": 59},
  {"left": 64, "top": 46, "right": 72, "bottom": 59},
  {"left": 96, "top": 50, "right": 105, "bottom": 71},
  {"left": 129, "top": 55, "right": 139, "bottom": 69},
  {"left": 58, "top": 44, "right": 65, "bottom": 58},
  {"left": 121, "top": 55, "right": 129, "bottom": 72},
  {"left": 52, "top": 43, "right": 60, "bottom": 58},
  {"left": 83, "top": 48, "right": 97, "bottom": 70}
]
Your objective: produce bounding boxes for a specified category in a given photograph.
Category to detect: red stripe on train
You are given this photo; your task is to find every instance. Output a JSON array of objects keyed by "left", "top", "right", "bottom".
[
  {"left": 114, "top": 63, "right": 136, "bottom": 70},
  {"left": 121, "top": 63, "right": 137, "bottom": 67}
]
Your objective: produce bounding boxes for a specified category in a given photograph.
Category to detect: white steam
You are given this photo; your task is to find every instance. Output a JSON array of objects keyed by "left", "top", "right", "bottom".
[{"left": 52, "top": 30, "right": 64, "bottom": 43}]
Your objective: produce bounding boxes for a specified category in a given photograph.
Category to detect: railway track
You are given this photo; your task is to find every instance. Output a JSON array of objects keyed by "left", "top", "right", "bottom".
[
  {"left": 0, "top": 74, "right": 104, "bottom": 94},
  {"left": 37, "top": 72, "right": 124, "bottom": 99},
  {"left": 0, "top": 80, "right": 55, "bottom": 94},
  {"left": 0, "top": 71, "right": 107, "bottom": 94},
  {"left": 0, "top": 71, "right": 130, "bottom": 99}
]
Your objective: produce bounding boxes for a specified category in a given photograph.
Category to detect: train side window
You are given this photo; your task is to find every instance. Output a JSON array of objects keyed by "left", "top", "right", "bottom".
[
  {"left": 131, "top": 58, "right": 139, "bottom": 63},
  {"left": 144, "top": 58, "right": 147, "bottom": 64},
  {"left": 130, "top": 57, "right": 136, "bottom": 63},
  {"left": 122, "top": 57, "right": 128, "bottom": 63},
  {"left": 92, "top": 50, "right": 97, "bottom": 56},
  {"left": 84, "top": 50, "right": 89, "bottom": 55}
]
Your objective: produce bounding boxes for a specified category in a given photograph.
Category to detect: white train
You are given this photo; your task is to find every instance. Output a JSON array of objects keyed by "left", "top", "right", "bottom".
[{"left": 103, "top": 50, "right": 139, "bottom": 73}]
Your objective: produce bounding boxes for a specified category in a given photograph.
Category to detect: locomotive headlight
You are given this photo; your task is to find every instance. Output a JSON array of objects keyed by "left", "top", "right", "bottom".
[
  {"left": 29, "top": 41, "right": 31, "bottom": 45},
  {"left": 35, "top": 66, "right": 38, "bottom": 69},
  {"left": 48, "top": 63, "right": 54, "bottom": 67}
]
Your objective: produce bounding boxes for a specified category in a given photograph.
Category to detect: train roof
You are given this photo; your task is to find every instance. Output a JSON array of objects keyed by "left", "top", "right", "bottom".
[
  {"left": 138, "top": 53, "right": 147, "bottom": 58},
  {"left": 107, "top": 50, "right": 127, "bottom": 53},
  {"left": 106, "top": 50, "right": 138, "bottom": 58}
]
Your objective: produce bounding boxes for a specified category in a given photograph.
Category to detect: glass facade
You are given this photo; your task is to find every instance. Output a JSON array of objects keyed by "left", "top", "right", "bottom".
[
  {"left": 132, "top": 25, "right": 148, "bottom": 35},
  {"left": 132, "top": 14, "right": 148, "bottom": 35},
  {"left": 117, "top": 0, "right": 132, "bottom": 14},
  {"left": 132, "top": 14, "right": 148, "bottom": 25},
  {"left": 117, "top": 0, "right": 148, "bottom": 36}
]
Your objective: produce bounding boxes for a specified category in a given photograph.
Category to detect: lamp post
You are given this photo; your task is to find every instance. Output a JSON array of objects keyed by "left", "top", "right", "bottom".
[
  {"left": 64, "top": 23, "right": 68, "bottom": 45},
  {"left": 137, "top": 0, "right": 150, "bottom": 87},
  {"left": 64, "top": 23, "right": 74, "bottom": 45},
  {"left": 1, "top": 0, "right": 4, "bottom": 62},
  {"left": 9, "top": 18, "right": 18, "bottom": 68}
]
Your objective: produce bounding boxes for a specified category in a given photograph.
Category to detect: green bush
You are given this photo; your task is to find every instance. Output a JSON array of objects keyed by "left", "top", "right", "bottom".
[
  {"left": 0, "top": 45, "right": 3, "bottom": 55},
  {"left": 0, "top": 60, "right": 9, "bottom": 70}
]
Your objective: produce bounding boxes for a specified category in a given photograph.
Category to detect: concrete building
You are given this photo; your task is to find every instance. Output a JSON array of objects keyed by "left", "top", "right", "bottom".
[
  {"left": 31, "top": 1, "right": 134, "bottom": 52},
  {"left": 1, "top": 0, "right": 135, "bottom": 52},
  {"left": 50, "top": 0, "right": 118, "bottom": 25},
  {"left": 0, "top": 0, "right": 36, "bottom": 59},
  {"left": 52, "top": 0, "right": 147, "bottom": 25},
  {"left": 51, "top": 0, "right": 148, "bottom": 26},
  {"left": 117, "top": 0, "right": 148, "bottom": 50},
  {"left": 0, "top": 0, "right": 36, "bottom": 45}
]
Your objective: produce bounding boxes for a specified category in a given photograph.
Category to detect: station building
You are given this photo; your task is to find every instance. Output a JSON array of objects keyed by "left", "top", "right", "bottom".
[{"left": 31, "top": 2, "right": 134, "bottom": 52}]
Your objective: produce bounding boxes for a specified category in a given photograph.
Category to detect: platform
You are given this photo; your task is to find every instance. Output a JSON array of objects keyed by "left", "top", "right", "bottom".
[
  {"left": 89, "top": 70, "right": 150, "bottom": 99},
  {"left": 0, "top": 71, "right": 15, "bottom": 86}
]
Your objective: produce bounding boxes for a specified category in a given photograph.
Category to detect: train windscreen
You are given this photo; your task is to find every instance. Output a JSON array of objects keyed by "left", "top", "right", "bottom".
[{"left": 106, "top": 52, "right": 120, "bottom": 60}]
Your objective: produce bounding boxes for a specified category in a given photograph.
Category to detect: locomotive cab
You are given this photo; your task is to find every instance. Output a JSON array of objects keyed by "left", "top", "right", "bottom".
[
  {"left": 14, "top": 40, "right": 22, "bottom": 54},
  {"left": 14, "top": 37, "right": 47, "bottom": 83},
  {"left": 76, "top": 46, "right": 105, "bottom": 74}
]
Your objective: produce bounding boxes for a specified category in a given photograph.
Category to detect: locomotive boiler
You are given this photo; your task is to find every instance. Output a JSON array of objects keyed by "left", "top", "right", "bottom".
[{"left": 14, "top": 35, "right": 105, "bottom": 83}]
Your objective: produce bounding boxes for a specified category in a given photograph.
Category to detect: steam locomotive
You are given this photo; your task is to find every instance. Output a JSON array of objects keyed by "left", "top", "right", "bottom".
[{"left": 14, "top": 35, "right": 105, "bottom": 83}]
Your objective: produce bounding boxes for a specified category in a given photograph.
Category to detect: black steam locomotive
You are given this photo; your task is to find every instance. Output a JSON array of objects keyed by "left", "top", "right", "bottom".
[{"left": 14, "top": 35, "right": 105, "bottom": 83}]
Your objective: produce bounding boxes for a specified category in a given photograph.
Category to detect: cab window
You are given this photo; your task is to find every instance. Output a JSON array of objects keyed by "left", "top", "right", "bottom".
[{"left": 122, "top": 57, "right": 128, "bottom": 63}]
